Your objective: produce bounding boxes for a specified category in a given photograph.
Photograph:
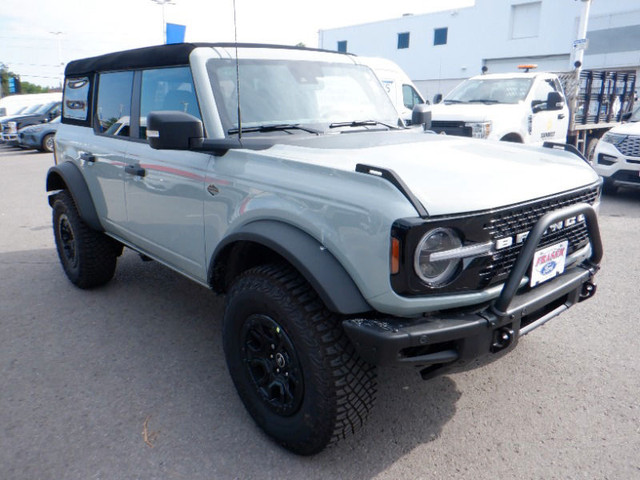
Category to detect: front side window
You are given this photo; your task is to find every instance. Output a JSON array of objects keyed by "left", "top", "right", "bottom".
[
  {"left": 207, "top": 59, "right": 399, "bottom": 134},
  {"left": 531, "top": 79, "right": 559, "bottom": 103},
  {"left": 63, "top": 77, "right": 90, "bottom": 122},
  {"left": 402, "top": 84, "right": 424, "bottom": 109},
  {"left": 139, "top": 66, "right": 201, "bottom": 139},
  {"left": 95, "top": 71, "right": 134, "bottom": 136}
]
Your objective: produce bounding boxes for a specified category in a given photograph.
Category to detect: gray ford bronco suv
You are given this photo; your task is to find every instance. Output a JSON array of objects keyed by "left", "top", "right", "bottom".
[{"left": 48, "top": 43, "right": 603, "bottom": 455}]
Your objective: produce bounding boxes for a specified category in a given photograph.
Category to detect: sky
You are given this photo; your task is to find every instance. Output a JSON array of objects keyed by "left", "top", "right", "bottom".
[{"left": 0, "top": 0, "right": 474, "bottom": 88}]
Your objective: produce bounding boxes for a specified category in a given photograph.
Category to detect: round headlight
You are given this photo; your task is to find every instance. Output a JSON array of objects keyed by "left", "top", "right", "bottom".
[{"left": 414, "top": 228, "right": 462, "bottom": 286}]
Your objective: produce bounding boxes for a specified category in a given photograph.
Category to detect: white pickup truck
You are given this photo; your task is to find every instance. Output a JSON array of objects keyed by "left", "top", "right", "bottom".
[{"left": 428, "top": 68, "right": 636, "bottom": 156}]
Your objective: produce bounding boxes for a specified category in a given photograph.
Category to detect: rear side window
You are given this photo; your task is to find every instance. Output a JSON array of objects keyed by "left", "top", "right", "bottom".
[
  {"left": 138, "top": 66, "right": 200, "bottom": 139},
  {"left": 95, "top": 71, "right": 134, "bottom": 136},
  {"left": 63, "top": 77, "right": 91, "bottom": 123}
]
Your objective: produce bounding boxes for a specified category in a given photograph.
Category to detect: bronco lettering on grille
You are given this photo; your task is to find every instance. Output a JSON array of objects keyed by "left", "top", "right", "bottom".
[{"left": 495, "top": 214, "right": 585, "bottom": 250}]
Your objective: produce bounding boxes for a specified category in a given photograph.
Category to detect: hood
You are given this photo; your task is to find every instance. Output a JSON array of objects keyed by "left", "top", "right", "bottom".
[
  {"left": 257, "top": 131, "right": 598, "bottom": 216},
  {"left": 428, "top": 102, "right": 521, "bottom": 122},
  {"left": 0, "top": 113, "right": 42, "bottom": 124},
  {"left": 608, "top": 120, "right": 640, "bottom": 136}
]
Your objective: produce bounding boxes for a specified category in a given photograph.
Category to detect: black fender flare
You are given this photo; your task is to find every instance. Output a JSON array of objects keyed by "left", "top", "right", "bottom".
[
  {"left": 211, "top": 220, "right": 372, "bottom": 315},
  {"left": 46, "top": 161, "right": 103, "bottom": 231}
]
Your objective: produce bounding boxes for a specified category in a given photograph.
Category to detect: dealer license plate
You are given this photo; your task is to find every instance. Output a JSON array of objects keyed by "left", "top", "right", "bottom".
[{"left": 530, "top": 240, "right": 569, "bottom": 287}]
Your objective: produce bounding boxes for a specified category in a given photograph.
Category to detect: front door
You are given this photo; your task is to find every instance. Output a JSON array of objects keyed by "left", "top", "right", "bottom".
[
  {"left": 122, "top": 66, "right": 210, "bottom": 281},
  {"left": 529, "top": 78, "right": 569, "bottom": 144}
]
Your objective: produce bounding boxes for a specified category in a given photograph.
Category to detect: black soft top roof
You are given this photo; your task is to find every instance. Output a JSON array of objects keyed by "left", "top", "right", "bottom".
[{"left": 64, "top": 43, "right": 347, "bottom": 76}]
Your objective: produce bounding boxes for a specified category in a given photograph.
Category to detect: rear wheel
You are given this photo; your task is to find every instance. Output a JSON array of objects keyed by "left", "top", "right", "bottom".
[
  {"left": 223, "top": 264, "right": 377, "bottom": 455},
  {"left": 52, "top": 191, "right": 119, "bottom": 288}
]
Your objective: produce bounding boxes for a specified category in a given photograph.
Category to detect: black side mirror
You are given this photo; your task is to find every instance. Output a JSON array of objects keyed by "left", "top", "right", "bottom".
[
  {"left": 547, "top": 91, "right": 564, "bottom": 111},
  {"left": 433, "top": 93, "right": 443, "bottom": 104},
  {"left": 147, "top": 111, "right": 204, "bottom": 150},
  {"left": 412, "top": 104, "right": 432, "bottom": 130}
]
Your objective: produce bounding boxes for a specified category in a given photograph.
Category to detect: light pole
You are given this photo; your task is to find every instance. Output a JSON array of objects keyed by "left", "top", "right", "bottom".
[
  {"left": 150, "top": 0, "right": 176, "bottom": 44},
  {"left": 572, "top": 0, "right": 592, "bottom": 72},
  {"left": 50, "top": 31, "right": 65, "bottom": 88}
]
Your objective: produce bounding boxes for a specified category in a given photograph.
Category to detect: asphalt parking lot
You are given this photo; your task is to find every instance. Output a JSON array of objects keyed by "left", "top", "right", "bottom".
[{"left": 1, "top": 145, "right": 639, "bottom": 480}]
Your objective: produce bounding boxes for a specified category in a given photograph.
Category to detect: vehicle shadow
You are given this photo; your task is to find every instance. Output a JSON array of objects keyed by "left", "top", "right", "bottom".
[
  {"left": 0, "top": 145, "right": 42, "bottom": 156},
  {"left": 1, "top": 247, "right": 461, "bottom": 480}
]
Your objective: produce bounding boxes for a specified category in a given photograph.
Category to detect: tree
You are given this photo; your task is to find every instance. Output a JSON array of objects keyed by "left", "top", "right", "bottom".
[{"left": 1, "top": 64, "right": 52, "bottom": 96}]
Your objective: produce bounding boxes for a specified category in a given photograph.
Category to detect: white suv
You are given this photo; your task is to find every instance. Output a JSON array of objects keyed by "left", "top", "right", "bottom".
[{"left": 592, "top": 107, "right": 640, "bottom": 192}]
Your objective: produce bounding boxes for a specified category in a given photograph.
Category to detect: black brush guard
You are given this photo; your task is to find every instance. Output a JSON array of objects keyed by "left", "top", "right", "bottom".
[{"left": 343, "top": 203, "right": 602, "bottom": 379}]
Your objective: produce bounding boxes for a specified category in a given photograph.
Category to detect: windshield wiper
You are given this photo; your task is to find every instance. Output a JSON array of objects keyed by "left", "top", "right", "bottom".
[
  {"left": 228, "top": 123, "right": 321, "bottom": 135},
  {"left": 467, "top": 99, "right": 501, "bottom": 104},
  {"left": 328, "top": 120, "right": 400, "bottom": 130},
  {"left": 443, "top": 99, "right": 466, "bottom": 104}
]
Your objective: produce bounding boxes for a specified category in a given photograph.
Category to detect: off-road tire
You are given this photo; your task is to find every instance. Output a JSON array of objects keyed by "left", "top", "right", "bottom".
[
  {"left": 41, "top": 133, "right": 55, "bottom": 153},
  {"left": 52, "top": 190, "right": 118, "bottom": 288},
  {"left": 223, "top": 263, "right": 377, "bottom": 455}
]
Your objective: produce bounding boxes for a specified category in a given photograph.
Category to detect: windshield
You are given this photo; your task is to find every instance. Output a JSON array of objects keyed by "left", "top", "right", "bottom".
[
  {"left": 444, "top": 78, "right": 534, "bottom": 104},
  {"left": 34, "top": 102, "right": 56, "bottom": 114},
  {"left": 207, "top": 59, "right": 400, "bottom": 134},
  {"left": 23, "top": 104, "right": 43, "bottom": 114}
]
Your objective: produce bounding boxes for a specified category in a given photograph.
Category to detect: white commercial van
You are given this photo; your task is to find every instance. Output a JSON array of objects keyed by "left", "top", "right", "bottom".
[
  {"left": 355, "top": 56, "right": 426, "bottom": 123},
  {"left": 0, "top": 93, "right": 62, "bottom": 119}
]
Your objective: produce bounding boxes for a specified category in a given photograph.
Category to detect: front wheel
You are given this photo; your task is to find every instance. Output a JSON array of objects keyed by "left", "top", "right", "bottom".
[{"left": 223, "top": 264, "right": 377, "bottom": 455}]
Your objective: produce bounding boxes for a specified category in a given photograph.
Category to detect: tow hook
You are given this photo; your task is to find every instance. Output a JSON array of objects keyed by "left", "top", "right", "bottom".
[
  {"left": 579, "top": 281, "right": 597, "bottom": 301},
  {"left": 491, "top": 327, "right": 514, "bottom": 353}
]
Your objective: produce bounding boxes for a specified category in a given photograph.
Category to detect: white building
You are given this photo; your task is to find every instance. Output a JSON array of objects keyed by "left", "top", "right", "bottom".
[{"left": 318, "top": 0, "right": 640, "bottom": 101}]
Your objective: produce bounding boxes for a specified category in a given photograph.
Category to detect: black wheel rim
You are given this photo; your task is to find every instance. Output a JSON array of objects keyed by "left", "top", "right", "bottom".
[
  {"left": 241, "top": 314, "right": 304, "bottom": 417},
  {"left": 58, "top": 214, "right": 77, "bottom": 267}
]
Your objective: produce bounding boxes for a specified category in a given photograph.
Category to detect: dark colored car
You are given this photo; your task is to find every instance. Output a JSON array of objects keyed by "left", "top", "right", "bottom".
[
  {"left": 1, "top": 101, "right": 62, "bottom": 144},
  {"left": 18, "top": 116, "right": 60, "bottom": 152}
]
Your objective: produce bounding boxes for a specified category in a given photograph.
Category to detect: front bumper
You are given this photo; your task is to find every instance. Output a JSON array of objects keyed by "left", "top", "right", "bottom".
[{"left": 343, "top": 203, "right": 602, "bottom": 379}]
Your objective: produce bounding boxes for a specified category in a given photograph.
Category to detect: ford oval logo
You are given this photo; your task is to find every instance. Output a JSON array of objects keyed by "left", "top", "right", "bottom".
[{"left": 540, "top": 261, "right": 556, "bottom": 275}]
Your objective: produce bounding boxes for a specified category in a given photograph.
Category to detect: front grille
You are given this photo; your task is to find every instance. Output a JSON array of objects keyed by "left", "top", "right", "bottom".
[
  {"left": 431, "top": 121, "right": 472, "bottom": 137},
  {"left": 617, "top": 135, "right": 640, "bottom": 158},
  {"left": 479, "top": 187, "right": 599, "bottom": 287}
]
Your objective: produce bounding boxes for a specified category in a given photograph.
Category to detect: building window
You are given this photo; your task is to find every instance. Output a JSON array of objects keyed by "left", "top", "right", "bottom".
[
  {"left": 511, "top": 2, "right": 541, "bottom": 39},
  {"left": 337, "top": 40, "right": 347, "bottom": 53},
  {"left": 434, "top": 27, "right": 448, "bottom": 46},
  {"left": 397, "top": 32, "right": 410, "bottom": 49}
]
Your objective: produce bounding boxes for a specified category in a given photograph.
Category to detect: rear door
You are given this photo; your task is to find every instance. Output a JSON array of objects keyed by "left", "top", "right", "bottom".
[{"left": 71, "top": 72, "right": 133, "bottom": 232}]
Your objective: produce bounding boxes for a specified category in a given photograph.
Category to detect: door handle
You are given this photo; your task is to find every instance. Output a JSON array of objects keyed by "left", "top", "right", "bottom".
[
  {"left": 80, "top": 152, "right": 95, "bottom": 163},
  {"left": 558, "top": 113, "right": 566, "bottom": 120},
  {"left": 125, "top": 164, "right": 146, "bottom": 177}
]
